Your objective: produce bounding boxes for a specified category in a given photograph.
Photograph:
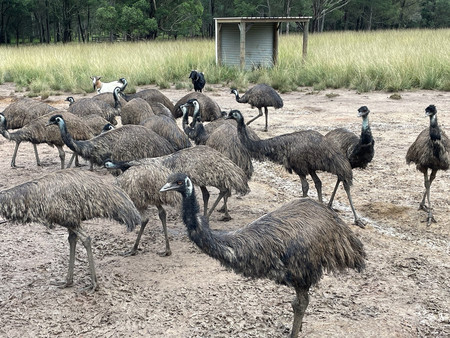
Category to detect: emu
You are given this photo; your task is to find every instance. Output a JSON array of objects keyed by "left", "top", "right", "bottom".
[
  {"left": 105, "top": 145, "right": 250, "bottom": 254},
  {"left": 160, "top": 172, "right": 366, "bottom": 338},
  {"left": 325, "top": 106, "right": 374, "bottom": 217},
  {"left": 0, "top": 97, "right": 57, "bottom": 167},
  {"left": 47, "top": 114, "right": 175, "bottom": 169},
  {"left": 0, "top": 111, "right": 102, "bottom": 169},
  {"left": 182, "top": 99, "right": 256, "bottom": 179},
  {"left": 0, "top": 169, "right": 141, "bottom": 291},
  {"left": 406, "top": 105, "right": 449, "bottom": 225},
  {"left": 226, "top": 110, "right": 365, "bottom": 227},
  {"left": 173, "top": 92, "right": 222, "bottom": 120},
  {"left": 189, "top": 70, "right": 206, "bottom": 92},
  {"left": 231, "top": 84, "right": 283, "bottom": 132}
]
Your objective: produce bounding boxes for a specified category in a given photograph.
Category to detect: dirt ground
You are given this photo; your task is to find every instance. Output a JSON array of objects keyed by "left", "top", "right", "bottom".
[{"left": 0, "top": 83, "right": 449, "bottom": 337}]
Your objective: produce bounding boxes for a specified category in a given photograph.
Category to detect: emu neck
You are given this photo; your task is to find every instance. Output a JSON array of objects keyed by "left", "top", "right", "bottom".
[
  {"left": 360, "top": 115, "right": 372, "bottom": 144},
  {"left": 181, "top": 187, "right": 234, "bottom": 265},
  {"left": 191, "top": 123, "right": 209, "bottom": 145},
  {"left": 56, "top": 121, "right": 80, "bottom": 153},
  {"left": 113, "top": 91, "right": 121, "bottom": 109},
  {"left": 429, "top": 115, "right": 441, "bottom": 141},
  {"left": 182, "top": 113, "right": 197, "bottom": 140},
  {"left": 0, "top": 119, "right": 11, "bottom": 140}
]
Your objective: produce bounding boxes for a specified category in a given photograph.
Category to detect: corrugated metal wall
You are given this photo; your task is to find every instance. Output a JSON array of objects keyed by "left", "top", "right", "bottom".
[
  {"left": 220, "top": 24, "right": 241, "bottom": 67},
  {"left": 220, "top": 23, "right": 274, "bottom": 70},
  {"left": 245, "top": 23, "right": 274, "bottom": 69}
]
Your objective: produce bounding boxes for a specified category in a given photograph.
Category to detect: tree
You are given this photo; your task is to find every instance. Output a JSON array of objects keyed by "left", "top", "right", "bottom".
[
  {"left": 119, "top": 0, "right": 157, "bottom": 40},
  {"left": 312, "top": 0, "right": 351, "bottom": 32},
  {"left": 157, "top": 0, "right": 203, "bottom": 38}
]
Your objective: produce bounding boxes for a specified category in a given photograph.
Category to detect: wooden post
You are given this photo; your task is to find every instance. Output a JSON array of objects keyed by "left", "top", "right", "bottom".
[
  {"left": 216, "top": 22, "right": 222, "bottom": 66},
  {"left": 273, "top": 23, "right": 279, "bottom": 66},
  {"left": 302, "top": 20, "right": 309, "bottom": 62},
  {"left": 239, "top": 22, "right": 246, "bottom": 69}
]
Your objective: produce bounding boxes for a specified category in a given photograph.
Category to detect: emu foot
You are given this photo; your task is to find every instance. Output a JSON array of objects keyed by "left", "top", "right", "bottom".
[
  {"left": 217, "top": 205, "right": 226, "bottom": 213},
  {"left": 423, "top": 214, "right": 436, "bottom": 226},
  {"left": 354, "top": 218, "right": 366, "bottom": 228},
  {"left": 157, "top": 249, "right": 172, "bottom": 257},
  {"left": 120, "top": 248, "right": 139, "bottom": 257},
  {"left": 50, "top": 280, "right": 73, "bottom": 289},
  {"left": 219, "top": 215, "right": 232, "bottom": 222},
  {"left": 418, "top": 203, "right": 430, "bottom": 212}
]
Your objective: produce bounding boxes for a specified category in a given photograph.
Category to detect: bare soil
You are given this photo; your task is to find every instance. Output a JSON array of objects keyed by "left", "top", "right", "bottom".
[{"left": 0, "top": 83, "right": 449, "bottom": 337}]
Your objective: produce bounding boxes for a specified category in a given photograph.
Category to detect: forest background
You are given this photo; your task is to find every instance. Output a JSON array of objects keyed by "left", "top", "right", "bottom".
[{"left": 1, "top": 0, "right": 450, "bottom": 44}]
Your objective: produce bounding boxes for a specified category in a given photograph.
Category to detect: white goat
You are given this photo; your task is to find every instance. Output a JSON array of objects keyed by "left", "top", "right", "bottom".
[{"left": 91, "top": 76, "right": 126, "bottom": 94}]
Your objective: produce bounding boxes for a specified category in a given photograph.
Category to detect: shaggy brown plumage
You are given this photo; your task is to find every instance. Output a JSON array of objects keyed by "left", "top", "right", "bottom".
[
  {"left": 173, "top": 92, "right": 222, "bottom": 120},
  {"left": 231, "top": 84, "right": 283, "bottom": 131},
  {"left": 105, "top": 160, "right": 181, "bottom": 256},
  {"left": 1, "top": 97, "right": 57, "bottom": 167},
  {"left": 0, "top": 110, "right": 100, "bottom": 169},
  {"left": 119, "top": 88, "right": 175, "bottom": 113},
  {"left": 406, "top": 104, "right": 450, "bottom": 225},
  {"left": 109, "top": 144, "right": 249, "bottom": 230},
  {"left": 181, "top": 100, "right": 258, "bottom": 179},
  {"left": 161, "top": 173, "right": 366, "bottom": 338},
  {"left": 48, "top": 114, "right": 175, "bottom": 169},
  {"left": 0, "top": 169, "right": 141, "bottom": 291},
  {"left": 67, "top": 96, "right": 119, "bottom": 124}
]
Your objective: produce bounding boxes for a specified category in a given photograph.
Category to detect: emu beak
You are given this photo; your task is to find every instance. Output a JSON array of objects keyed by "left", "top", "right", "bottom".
[{"left": 160, "top": 182, "right": 175, "bottom": 192}]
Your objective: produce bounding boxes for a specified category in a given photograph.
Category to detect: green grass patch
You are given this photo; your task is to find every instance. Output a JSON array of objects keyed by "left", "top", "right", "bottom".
[{"left": 0, "top": 29, "right": 449, "bottom": 95}]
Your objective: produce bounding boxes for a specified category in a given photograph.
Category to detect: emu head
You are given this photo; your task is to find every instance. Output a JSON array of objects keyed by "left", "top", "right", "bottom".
[
  {"left": 425, "top": 105, "right": 437, "bottom": 117},
  {"left": 65, "top": 96, "right": 75, "bottom": 106},
  {"left": 46, "top": 114, "right": 64, "bottom": 127},
  {"left": 160, "top": 172, "right": 193, "bottom": 197},
  {"left": 102, "top": 123, "right": 115, "bottom": 133},
  {"left": 357, "top": 106, "right": 370, "bottom": 118},
  {"left": 225, "top": 110, "right": 243, "bottom": 123},
  {"left": 118, "top": 78, "right": 128, "bottom": 91}
]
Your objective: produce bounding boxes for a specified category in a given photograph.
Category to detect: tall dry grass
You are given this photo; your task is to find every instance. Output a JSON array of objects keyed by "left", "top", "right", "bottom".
[{"left": 0, "top": 29, "right": 449, "bottom": 96}]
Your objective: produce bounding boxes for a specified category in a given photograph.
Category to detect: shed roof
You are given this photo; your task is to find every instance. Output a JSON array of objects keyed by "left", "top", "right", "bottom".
[{"left": 214, "top": 17, "right": 312, "bottom": 24}]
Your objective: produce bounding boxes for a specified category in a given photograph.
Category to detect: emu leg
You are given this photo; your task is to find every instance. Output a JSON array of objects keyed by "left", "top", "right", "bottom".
[
  {"left": 246, "top": 107, "right": 263, "bottom": 126},
  {"left": 218, "top": 193, "right": 232, "bottom": 221},
  {"left": 74, "top": 228, "right": 98, "bottom": 291},
  {"left": 299, "top": 174, "right": 309, "bottom": 198},
  {"left": 11, "top": 141, "right": 22, "bottom": 168},
  {"left": 51, "top": 229, "right": 77, "bottom": 288},
  {"left": 328, "top": 179, "right": 341, "bottom": 208},
  {"left": 156, "top": 205, "right": 171, "bottom": 256},
  {"left": 200, "top": 186, "right": 210, "bottom": 216},
  {"left": 33, "top": 144, "right": 41, "bottom": 166},
  {"left": 290, "top": 287, "right": 310, "bottom": 338},
  {"left": 343, "top": 181, "right": 365, "bottom": 228},
  {"left": 123, "top": 217, "right": 150, "bottom": 256},
  {"left": 310, "top": 171, "right": 323, "bottom": 203},
  {"left": 423, "top": 170, "right": 437, "bottom": 226},
  {"left": 57, "top": 146, "right": 65, "bottom": 169},
  {"left": 263, "top": 107, "right": 269, "bottom": 132},
  {"left": 66, "top": 153, "right": 76, "bottom": 168},
  {"left": 206, "top": 190, "right": 228, "bottom": 219}
]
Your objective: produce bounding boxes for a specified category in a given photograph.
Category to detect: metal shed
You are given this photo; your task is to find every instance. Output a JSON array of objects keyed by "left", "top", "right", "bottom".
[{"left": 214, "top": 17, "right": 312, "bottom": 70}]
